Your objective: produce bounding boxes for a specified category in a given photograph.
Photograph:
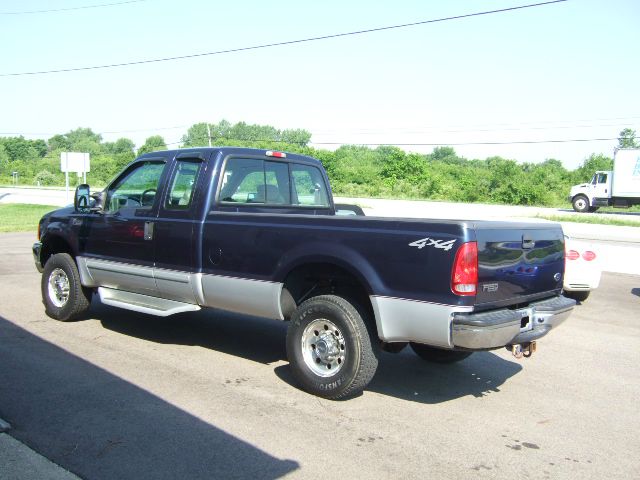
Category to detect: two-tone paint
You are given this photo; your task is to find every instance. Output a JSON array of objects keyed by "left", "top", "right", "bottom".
[{"left": 35, "top": 147, "right": 569, "bottom": 350}]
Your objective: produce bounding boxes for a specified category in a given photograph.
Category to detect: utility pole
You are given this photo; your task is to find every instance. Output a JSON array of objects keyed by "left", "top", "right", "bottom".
[{"left": 207, "top": 123, "right": 212, "bottom": 147}]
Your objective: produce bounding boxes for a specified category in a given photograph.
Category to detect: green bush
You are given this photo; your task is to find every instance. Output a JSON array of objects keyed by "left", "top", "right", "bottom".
[{"left": 34, "top": 170, "right": 59, "bottom": 186}]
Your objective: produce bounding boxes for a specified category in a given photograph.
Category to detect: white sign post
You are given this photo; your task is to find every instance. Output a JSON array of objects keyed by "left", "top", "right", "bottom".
[{"left": 60, "top": 152, "right": 90, "bottom": 202}]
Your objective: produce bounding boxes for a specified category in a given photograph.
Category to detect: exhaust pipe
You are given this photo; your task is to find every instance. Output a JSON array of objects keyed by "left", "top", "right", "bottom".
[{"left": 510, "top": 341, "right": 537, "bottom": 359}]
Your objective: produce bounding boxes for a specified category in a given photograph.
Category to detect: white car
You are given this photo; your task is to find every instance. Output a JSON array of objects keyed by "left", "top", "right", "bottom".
[{"left": 563, "top": 236, "right": 601, "bottom": 301}]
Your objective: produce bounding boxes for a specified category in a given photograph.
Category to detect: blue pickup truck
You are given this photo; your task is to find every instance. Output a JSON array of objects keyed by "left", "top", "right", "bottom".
[{"left": 33, "top": 147, "right": 574, "bottom": 399}]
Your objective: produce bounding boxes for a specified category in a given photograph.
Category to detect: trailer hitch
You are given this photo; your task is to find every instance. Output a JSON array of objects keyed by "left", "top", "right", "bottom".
[{"left": 510, "top": 341, "right": 537, "bottom": 359}]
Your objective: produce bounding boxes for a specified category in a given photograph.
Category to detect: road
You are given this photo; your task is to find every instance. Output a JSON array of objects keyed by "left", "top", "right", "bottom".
[{"left": 0, "top": 232, "right": 638, "bottom": 479}]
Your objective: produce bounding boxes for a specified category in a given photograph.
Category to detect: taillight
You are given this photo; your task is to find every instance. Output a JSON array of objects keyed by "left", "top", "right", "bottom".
[
  {"left": 582, "top": 251, "right": 596, "bottom": 261},
  {"left": 452, "top": 241, "right": 478, "bottom": 296},
  {"left": 565, "top": 250, "right": 580, "bottom": 261}
]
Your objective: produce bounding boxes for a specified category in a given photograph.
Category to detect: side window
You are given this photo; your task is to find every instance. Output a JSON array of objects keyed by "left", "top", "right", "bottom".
[
  {"left": 597, "top": 173, "right": 607, "bottom": 184},
  {"left": 166, "top": 160, "right": 202, "bottom": 209},
  {"left": 219, "top": 158, "right": 290, "bottom": 205},
  {"left": 220, "top": 158, "right": 264, "bottom": 203},
  {"left": 291, "top": 165, "right": 329, "bottom": 207},
  {"left": 106, "top": 161, "right": 165, "bottom": 213}
]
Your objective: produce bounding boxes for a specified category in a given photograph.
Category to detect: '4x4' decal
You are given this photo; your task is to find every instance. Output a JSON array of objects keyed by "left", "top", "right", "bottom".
[{"left": 408, "top": 237, "right": 456, "bottom": 252}]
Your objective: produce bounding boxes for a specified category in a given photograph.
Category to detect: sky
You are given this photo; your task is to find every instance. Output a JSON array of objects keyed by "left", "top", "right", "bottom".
[{"left": 1, "top": 0, "right": 639, "bottom": 169}]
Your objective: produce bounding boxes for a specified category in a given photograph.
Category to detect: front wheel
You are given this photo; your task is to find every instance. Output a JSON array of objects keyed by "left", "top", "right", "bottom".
[
  {"left": 41, "top": 253, "right": 92, "bottom": 321},
  {"left": 286, "top": 295, "right": 378, "bottom": 399},
  {"left": 572, "top": 195, "right": 590, "bottom": 213},
  {"left": 410, "top": 343, "right": 473, "bottom": 364}
]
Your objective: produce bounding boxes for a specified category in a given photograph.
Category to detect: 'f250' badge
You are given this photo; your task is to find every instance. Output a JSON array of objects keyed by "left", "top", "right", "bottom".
[{"left": 409, "top": 237, "right": 456, "bottom": 252}]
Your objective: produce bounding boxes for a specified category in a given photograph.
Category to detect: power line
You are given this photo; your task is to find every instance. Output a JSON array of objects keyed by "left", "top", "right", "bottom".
[
  {"left": 309, "top": 138, "right": 621, "bottom": 147},
  {"left": 0, "top": 132, "right": 628, "bottom": 147},
  {"left": 0, "top": 0, "right": 147, "bottom": 15},
  {"left": 3, "top": 114, "right": 638, "bottom": 139},
  {"left": 312, "top": 122, "right": 640, "bottom": 136},
  {"left": 167, "top": 136, "right": 623, "bottom": 148},
  {"left": 0, "top": 125, "right": 188, "bottom": 136},
  {"left": 0, "top": 0, "right": 568, "bottom": 77}
]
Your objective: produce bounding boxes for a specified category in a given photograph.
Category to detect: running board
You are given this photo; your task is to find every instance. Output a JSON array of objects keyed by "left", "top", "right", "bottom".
[{"left": 98, "top": 287, "right": 201, "bottom": 317}]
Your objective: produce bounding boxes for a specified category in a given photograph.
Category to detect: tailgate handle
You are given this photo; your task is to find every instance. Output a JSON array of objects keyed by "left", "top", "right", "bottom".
[{"left": 522, "top": 235, "right": 535, "bottom": 249}]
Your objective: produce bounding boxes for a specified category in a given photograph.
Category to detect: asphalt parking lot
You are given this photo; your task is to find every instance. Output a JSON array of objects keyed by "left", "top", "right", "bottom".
[{"left": 0, "top": 231, "right": 638, "bottom": 479}]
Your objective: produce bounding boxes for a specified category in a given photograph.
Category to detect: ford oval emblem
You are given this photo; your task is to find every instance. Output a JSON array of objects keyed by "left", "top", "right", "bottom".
[{"left": 554, "top": 273, "right": 561, "bottom": 282}]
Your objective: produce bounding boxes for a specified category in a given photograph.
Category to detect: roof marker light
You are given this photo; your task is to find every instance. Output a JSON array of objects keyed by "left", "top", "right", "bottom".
[
  {"left": 266, "top": 150, "right": 286, "bottom": 158},
  {"left": 582, "top": 251, "right": 596, "bottom": 261}
]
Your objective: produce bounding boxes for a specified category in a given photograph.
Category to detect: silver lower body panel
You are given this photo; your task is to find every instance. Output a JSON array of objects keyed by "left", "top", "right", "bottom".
[{"left": 370, "top": 296, "right": 473, "bottom": 348}]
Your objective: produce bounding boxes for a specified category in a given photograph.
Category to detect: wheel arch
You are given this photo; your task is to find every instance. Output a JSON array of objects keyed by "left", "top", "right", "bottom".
[
  {"left": 40, "top": 234, "right": 75, "bottom": 268},
  {"left": 277, "top": 252, "right": 380, "bottom": 334}
]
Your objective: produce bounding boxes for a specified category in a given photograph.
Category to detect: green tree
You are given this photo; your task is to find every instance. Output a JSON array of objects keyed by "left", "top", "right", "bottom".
[
  {"left": 138, "top": 135, "right": 168, "bottom": 155},
  {"left": 430, "top": 146, "right": 456, "bottom": 160},
  {"left": 280, "top": 129, "right": 312, "bottom": 146},
  {"left": 47, "top": 134, "right": 71, "bottom": 151},
  {"left": 181, "top": 123, "right": 210, "bottom": 147},
  {"left": 0, "top": 136, "right": 45, "bottom": 162},
  {"left": 618, "top": 128, "right": 639, "bottom": 148},
  {"left": 103, "top": 138, "right": 135, "bottom": 155},
  {"left": 573, "top": 153, "right": 613, "bottom": 183}
]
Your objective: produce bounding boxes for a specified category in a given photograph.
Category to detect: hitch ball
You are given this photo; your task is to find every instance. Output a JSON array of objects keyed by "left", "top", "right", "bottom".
[{"left": 510, "top": 341, "right": 537, "bottom": 359}]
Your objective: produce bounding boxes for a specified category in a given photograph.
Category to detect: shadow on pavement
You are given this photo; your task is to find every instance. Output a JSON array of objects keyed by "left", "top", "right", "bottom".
[
  {"left": 94, "top": 300, "right": 522, "bottom": 405},
  {"left": 366, "top": 348, "right": 522, "bottom": 402},
  {"left": 94, "top": 300, "right": 288, "bottom": 365},
  {"left": 274, "top": 348, "right": 522, "bottom": 404},
  {"left": 0, "top": 315, "right": 298, "bottom": 480}
]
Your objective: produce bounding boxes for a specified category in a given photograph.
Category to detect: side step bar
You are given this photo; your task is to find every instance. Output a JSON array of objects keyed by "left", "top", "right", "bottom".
[{"left": 98, "top": 287, "right": 201, "bottom": 317}]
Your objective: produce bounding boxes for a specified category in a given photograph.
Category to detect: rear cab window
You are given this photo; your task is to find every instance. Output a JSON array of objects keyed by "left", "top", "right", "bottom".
[
  {"left": 165, "top": 160, "right": 202, "bottom": 210},
  {"left": 218, "top": 157, "right": 329, "bottom": 209}
]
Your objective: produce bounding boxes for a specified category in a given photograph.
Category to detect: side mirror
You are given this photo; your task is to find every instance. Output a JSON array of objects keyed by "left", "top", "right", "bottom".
[{"left": 74, "top": 184, "right": 91, "bottom": 213}]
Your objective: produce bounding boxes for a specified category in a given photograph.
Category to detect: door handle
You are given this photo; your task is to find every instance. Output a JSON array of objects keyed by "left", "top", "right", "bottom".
[{"left": 144, "top": 221, "right": 154, "bottom": 241}]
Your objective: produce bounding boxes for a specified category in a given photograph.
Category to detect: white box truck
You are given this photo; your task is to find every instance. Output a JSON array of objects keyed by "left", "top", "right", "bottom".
[{"left": 569, "top": 148, "right": 640, "bottom": 212}]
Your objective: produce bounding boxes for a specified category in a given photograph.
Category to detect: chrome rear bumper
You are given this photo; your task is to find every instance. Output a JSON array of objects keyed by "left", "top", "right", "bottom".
[{"left": 451, "top": 295, "right": 575, "bottom": 350}]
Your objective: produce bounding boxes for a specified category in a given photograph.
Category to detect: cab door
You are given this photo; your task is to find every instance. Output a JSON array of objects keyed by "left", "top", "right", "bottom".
[
  {"left": 152, "top": 156, "right": 206, "bottom": 303},
  {"left": 80, "top": 159, "right": 167, "bottom": 296},
  {"left": 593, "top": 172, "right": 611, "bottom": 199}
]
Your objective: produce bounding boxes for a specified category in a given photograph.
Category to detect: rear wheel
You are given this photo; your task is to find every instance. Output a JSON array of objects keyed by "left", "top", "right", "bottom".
[
  {"left": 286, "top": 295, "right": 378, "bottom": 399},
  {"left": 42, "top": 253, "right": 92, "bottom": 321},
  {"left": 410, "top": 343, "right": 473, "bottom": 364},
  {"left": 572, "top": 195, "right": 590, "bottom": 213}
]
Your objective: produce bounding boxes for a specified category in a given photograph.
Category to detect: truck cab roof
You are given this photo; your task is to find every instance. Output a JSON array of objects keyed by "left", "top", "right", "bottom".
[{"left": 137, "top": 147, "right": 325, "bottom": 168}]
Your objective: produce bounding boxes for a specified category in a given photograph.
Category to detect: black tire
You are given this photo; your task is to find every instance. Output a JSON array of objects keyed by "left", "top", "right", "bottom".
[
  {"left": 572, "top": 195, "right": 590, "bottom": 213},
  {"left": 564, "top": 290, "right": 590, "bottom": 302},
  {"left": 41, "top": 253, "right": 92, "bottom": 321},
  {"left": 410, "top": 343, "right": 473, "bottom": 364},
  {"left": 286, "top": 295, "right": 378, "bottom": 399}
]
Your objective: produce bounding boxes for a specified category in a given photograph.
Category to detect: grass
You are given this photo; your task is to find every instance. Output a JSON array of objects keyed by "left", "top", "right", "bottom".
[
  {"left": 534, "top": 214, "right": 640, "bottom": 227},
  {"left": 0, "top": 204, "right": 59, "bottom": 233}
]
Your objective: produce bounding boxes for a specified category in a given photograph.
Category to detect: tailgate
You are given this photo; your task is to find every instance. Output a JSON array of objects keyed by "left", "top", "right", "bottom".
[{"left": 474, "top": 221, "right": 565, "bottom": 308}]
